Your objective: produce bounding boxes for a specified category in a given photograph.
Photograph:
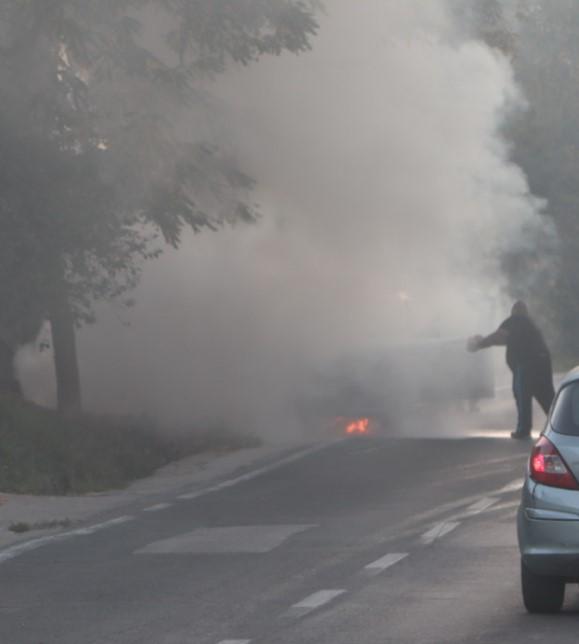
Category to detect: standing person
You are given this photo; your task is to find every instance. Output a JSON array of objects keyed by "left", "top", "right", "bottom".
[{"left": 467, "top": 301, "right": 555, "bottom": 439}]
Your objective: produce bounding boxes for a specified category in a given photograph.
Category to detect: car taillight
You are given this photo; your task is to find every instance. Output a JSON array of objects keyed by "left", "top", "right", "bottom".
[{"left": 530, "top": 436, "right": 579, "bottom": 490}]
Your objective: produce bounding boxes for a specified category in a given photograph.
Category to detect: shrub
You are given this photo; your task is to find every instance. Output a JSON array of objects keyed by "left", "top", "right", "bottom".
[{"left": 0, "top": 397, "right": 259, "bottom": 494}]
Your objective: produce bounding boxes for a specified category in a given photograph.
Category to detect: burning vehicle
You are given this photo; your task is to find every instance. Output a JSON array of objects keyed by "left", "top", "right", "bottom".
[{"left": 301, "top": 338, "right": 494, "bottom": 432}]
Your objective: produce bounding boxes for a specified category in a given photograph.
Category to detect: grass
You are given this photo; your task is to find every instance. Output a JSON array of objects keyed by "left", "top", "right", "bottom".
[{"left": 0, "top": 396, "right": 260, "bottom": 495}]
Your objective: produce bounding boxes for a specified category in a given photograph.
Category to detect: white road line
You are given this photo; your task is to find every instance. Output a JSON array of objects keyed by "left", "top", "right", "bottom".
[
  {"left": 292, "top": 589, "right": 346, "bottom": 611},
  {"left": 178, "top": 491, "right": 205, "bottom": 500},
  {"left": 487, "top": 499, "right": 520, "bottom": 513},
  {"left": 217, "top": 640, "right": 251, "bottom": 644},
  {"left": 454, "top": 454, "right": 526, "bottom": 472},
  {"left": 364, "top": 552, "right": 408, "bottom": 574},
  {"left": 65, "top": 515, "right": 135, "bottom": 536},
  {"left": 143, "top": 503, "right": 173, "bottom": 513},
  {"left": 0, "top": 440, "right": 345, "bottom": 566},
  {"left": 498, "top": 478, "right": 525, "bottom": 494},
  {"left": 0, "top": 534, "right": 69, "bottom": 564},
  {"left": 0, "top": 515, "right": 135, "bottom": 564},
  {"left": 466, "top": 497, "right": 499, "bottom": 514},
  {"left": 421, "top": 521, "right": 460, "bottom": 545},
  {"left": 178, "top": 440, "right": 346, "bottom": 501}
]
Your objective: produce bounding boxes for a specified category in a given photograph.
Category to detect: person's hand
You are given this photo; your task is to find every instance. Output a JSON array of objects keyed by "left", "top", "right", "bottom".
[{"left": 466, "top": 335, "right": 483, "bottom": 352}]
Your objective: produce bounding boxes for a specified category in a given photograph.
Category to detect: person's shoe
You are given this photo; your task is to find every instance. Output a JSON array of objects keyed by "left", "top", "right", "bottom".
[{"left": 510, "top": 431, "right": 531, "bottom": 440}]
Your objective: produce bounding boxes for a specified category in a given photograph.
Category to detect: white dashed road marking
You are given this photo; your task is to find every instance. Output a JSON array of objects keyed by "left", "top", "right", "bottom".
[
  {"left": 217, "top": 640, "right": 251, "bottom": 644},
  {"left": 143, "top": 503, "right": 173, "bottom": 513},
  {"left": 484, "top": 499, "right": 520, "bottom": 514},
  {"left": 421, "top": 521, "right": 460, "bottom": 545},
  {"left": 363, "top": 552, "right": 408, "bottom": 575},
  {"left": 466, "top": 497, "right": 499, "bottom": 514},
  {"left": 498, "top": 478, "right": 525, "bottom": 494},
  {"left": 291, "top": 589, "right": 346, "bottom": 613}
]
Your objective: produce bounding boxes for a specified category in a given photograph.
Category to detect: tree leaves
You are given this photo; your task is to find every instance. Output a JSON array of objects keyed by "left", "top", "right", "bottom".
[{"left": 0, "top": 0, "right": 319, "bottom": 346}]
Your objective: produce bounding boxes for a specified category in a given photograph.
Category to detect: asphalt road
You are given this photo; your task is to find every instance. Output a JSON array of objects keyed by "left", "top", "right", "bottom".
[{"left": 1, "top": 430, "right": 577, "bottom": 644}]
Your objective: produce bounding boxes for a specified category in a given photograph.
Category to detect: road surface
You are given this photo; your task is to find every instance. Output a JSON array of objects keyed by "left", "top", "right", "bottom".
[{"left": 1, "top": 431, "right": 578, "bottom": 644}]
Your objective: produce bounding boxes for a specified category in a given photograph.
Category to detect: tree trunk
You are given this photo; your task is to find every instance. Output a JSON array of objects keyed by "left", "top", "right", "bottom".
[
  {"left": 49, "top": 278, "right": 82, "bottom": 415},
  {"left": 0, "top": 340, "right": 21, "bottom": 398}
]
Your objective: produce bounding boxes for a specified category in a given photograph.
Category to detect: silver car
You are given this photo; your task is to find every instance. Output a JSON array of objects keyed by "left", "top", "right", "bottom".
[{"left": 518, "top": 368, "right": 579, "bottom": 613}]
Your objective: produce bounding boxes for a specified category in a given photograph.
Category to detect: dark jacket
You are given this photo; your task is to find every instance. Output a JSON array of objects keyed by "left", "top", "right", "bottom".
[{"left": 499, "top": 314, "right": 551, "bottom": 372}]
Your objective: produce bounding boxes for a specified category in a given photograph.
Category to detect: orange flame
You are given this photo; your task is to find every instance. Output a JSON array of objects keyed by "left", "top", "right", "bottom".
[{"left": 346, "top": 418, "right": 370, "bottom": 435}]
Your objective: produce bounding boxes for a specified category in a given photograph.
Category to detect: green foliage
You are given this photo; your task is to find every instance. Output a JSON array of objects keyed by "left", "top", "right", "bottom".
[
  {"left": 161, "top": 0, "right": 319, "bottom": 70},
  {"left": 0, "top": 397, "right": 260, "bottom": 494},
  {"left": 472, "top": 0, "right": 516, "bottom": 56},
  {"left": 467, "top": 0, "right": 579, "bottom": 361},
  {"left": 505, "top": 1, "right": 579, "bottom": 360},
  {"left": 0, "top": 0, "right": 319, "bottom": 347}
]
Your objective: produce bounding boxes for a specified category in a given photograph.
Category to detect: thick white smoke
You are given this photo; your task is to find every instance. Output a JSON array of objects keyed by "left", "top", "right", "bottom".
[{"left": 19, "top": 0, "right": 546, "bottom": 435}]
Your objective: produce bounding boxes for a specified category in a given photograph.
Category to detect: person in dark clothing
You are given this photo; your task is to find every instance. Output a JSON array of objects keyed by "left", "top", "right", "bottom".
[{"left": 467, "top": 301, "right": 555, "bottom": 439}]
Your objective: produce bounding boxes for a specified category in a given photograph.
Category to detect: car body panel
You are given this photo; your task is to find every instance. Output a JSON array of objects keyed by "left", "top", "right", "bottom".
[
  {"left": 557, "top": 368, "right": 579, "bottom": 391},
  {"left": 549, "top": 420, "right": 579, "bottom": 482},
  {"left": 518, "top": 368, "right": 579, "bottom": 578}
]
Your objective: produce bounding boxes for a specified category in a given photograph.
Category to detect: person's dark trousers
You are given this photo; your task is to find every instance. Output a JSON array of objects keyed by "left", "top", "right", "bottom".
[
  {"left": 513, "top": 366, "right": 532, "bottom": 436},
  {"left": 530, "top": 362, "right": 555, "bottom": 415}
]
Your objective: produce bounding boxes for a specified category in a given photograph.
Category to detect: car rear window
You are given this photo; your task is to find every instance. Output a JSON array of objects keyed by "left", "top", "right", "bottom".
[{"left": 551, "top": 383, "right": 579, "bottom": 435}]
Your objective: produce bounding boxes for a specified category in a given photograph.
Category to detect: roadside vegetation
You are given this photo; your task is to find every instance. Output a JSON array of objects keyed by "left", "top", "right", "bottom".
[
  {"left": 0, "top": 1, "right": 320, "bottom": 414},
  {"left": 0, "top": 397, "right": 259, "bottom": 495},
  {"left": 471, "top": 1, "right": 579, "bottom": 363}
]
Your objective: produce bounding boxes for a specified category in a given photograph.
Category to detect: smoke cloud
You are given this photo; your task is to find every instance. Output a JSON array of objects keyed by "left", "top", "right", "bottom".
[{"left": 19, "top": 0, "right": 547, "bottom": 436}]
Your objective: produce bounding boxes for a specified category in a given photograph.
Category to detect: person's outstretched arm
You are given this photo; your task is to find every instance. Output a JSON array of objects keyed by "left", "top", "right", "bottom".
[{"left": 467, "top": 327, "right": 508, "bottom": 352}]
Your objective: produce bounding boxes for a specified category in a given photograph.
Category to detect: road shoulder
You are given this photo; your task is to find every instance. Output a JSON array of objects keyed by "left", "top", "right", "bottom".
[{"left": 0, "top": 439, "right": 315, "bottom": 549}]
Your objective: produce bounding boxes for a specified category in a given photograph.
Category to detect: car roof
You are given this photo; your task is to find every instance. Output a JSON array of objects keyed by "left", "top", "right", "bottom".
[{"left": 559, "top": 367, "right": 579, "bottom": 390}]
